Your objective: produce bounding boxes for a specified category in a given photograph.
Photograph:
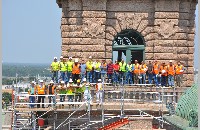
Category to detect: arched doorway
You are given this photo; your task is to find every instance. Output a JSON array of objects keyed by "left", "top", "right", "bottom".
[{"left": 112, "top": 29, "right": 145, "bottom": 63}]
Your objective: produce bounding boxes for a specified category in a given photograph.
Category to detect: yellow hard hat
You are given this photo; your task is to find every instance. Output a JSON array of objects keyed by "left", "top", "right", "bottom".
[{"left": 77, "top": 79, "right": 80, "bottom": 83}]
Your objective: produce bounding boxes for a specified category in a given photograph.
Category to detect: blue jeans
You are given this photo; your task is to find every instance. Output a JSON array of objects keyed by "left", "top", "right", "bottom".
[
  {"left": 48, "top": 96, "right": 56, "bottom": 106},
  {"left": 119, "top": 71, "right": 126, "bottom": 84},
  {"left": 148, "top": 73, "right": 153, "bottom": 84},
  {"left": 126, "top": 72, "right": 133, "bottom": 84},
  {"left": 29, "top": 95, "right": 35, "bottom": 108},
  {"left": 87, "top": 71, "right": 93, "bottom": 83},
  {"left": 161, "top": 75, "right": 167, "bottom": 86},
  {"left": 80, "top": 73, "right": 86, "bottom": 83},
  {"left": 68, "top": 95, "right": 74, "bottom": 102},
  {"left": 107, "top": 73, "right": 113, "bottom": 83},
  {"left": 153, "top": 74, "right": 160, "bottom": 86},
  {"left": 60, "top": 95, "right": 65, "bottom": 102},
  {"left": 94, "top": 71, "right": 101, "bottom": 83},
  {"left": 168, "top": 75, "right": 174, "bottom": 87},
  {"left": 113, "top": 71, "right": 119, "bottom": 84},
  {"left": 60, "top": 71, "right": 66, "bottom": 82},
  {"left": 66, "top": 72, "right": 72, "bottom": 82},
  {"left": 140, "top": 73, "right": 146, "bottom": 84},
  {"left": 101, "top": 72, "right": 107, "bottom": 81},
  {"left": 52, "top": 71, "right": 58, "bottom": 83}
]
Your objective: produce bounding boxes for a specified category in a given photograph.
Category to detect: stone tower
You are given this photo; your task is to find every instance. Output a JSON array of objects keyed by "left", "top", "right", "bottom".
[{"left": 56, "top": 0, "right": 197, "bottom": 87}]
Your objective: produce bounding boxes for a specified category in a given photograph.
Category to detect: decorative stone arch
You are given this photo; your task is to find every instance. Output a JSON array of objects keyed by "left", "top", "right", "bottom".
[{"left": 112, "top": 29, "right": 145, "bottom": 63}]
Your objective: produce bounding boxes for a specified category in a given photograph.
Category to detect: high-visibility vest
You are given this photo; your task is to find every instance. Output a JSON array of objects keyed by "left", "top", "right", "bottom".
[
  {"left": 176, "top": 65, "right": 184, "bottom": 75},
  {"left": 167, "top": 65, "right": 175, "bottom": 75},
  {"left": 160, "top": 65, "right": 167, "bottom": 76},
  {"left": 119, "top": 62, "right": 126, "bottom": 72},
  {"left": 95, "top": 62, "right": 101, "bottom": 71},
  {"left": 153, "top": 63, "right": 159, "bottom": 74},
  {"left": 134, "top": 63, "right": 140, "bottom": 74},
  {"left": 86, "top": 61, "right": 93, "bottom": 71},
  {"left": 67, "top": 86, "right": 74, "bottom": 95},
  {"left": 51, "top": 62, "right": 59, "bottom": 71},
  {"left": 72, "top": 64, "right": 80, "bottom": 74},
  {"left": 67, "top": 61, "right": 74, "bottom": 72},
  {"left": 127, "top": 64, "right": 133, "bottom": 72},
  {"left": 96, "top": 83, "right": 103, "bottom": 91},
  {"left": 48, "top": 85, "right": 56, "bottom": 94},
  {"left": 140, "top": 64, "right": 147, "bottom": 74},
  {"left": 60, "top": 62, "right": 67, "bottom": 72},
  {"left": 37, "top": 85, "right": 45, "bottom": 95}
]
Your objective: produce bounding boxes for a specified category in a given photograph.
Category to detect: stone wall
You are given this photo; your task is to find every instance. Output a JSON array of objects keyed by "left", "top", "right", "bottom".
[{"left": 57, "top": 0, "right": 197, "bottom": 87}]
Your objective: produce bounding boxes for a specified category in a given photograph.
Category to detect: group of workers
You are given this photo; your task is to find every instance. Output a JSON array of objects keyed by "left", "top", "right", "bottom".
[
  {"left": 28, "top": 78, "right": 104, "bottom": 108},
  {"left": 51, "top": 56, "right": 185, "bottom": 87}
]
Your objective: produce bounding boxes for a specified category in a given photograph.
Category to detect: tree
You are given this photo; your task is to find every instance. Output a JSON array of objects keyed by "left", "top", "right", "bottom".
[{"left": 2, "top": 92, "right": 12, "bottom": 104}]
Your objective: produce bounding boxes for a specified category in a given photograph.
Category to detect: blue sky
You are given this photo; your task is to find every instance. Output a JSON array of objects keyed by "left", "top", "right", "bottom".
[{"left": 2, "top": 1, "right": 198, "bottom": 68}]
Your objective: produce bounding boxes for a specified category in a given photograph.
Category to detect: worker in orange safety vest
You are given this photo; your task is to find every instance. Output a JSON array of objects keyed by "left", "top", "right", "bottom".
[
  {"left": 35, "top": 80, "right": 46, "bottom": 108},
  {"left": 153, "top": 60, "right": 160, "bottom": 87},
  {"left": 72, "top": 58, "right": 81, "bottom": 84},
  {"left": 167, "top": 60, "right": 175, "bottom": 87}
]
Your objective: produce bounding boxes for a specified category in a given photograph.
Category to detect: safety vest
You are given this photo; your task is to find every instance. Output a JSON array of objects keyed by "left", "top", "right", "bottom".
[
  {"left": 119, "top": 62, "right": 126, "bottom": 72},
  {"left": 140, "top": 64, "right": 147, "bottom": 74},
  {"left": 29, "top": 86, "right": 35, "bottom": 95},
  {"left": 72, "top": 64, "right": 80, "bottom": 74},
  {"left": 95, "top": 62, "right": 101, "bottom": 71},
  {"left": 167, "top": 65, "right": 175, "bottom": 75},
  {"left": 67, "top": 86, "right": 74, "bottom": 95},
  {"left": 76, "top": 85, "right": 83, "bottom": 93},
  {"left": 51, "top": 62, "right": 59, "bottom": 71},
  {"left": 60, "top": 62, "right": 67, "bottom": 72},
  {"left": 127, "top": 64, "right": 133, "bottom": 72},
  {"left": 134, "top": 63, "right": 140, "bottom": 74},
  {"left": 153, "top": 63, "right": 159, "bottom": 74},
  {"left": 67, "top": 61, "right": 74, "bottom": 72},
  {"left": 96, "top": 83, "right": 103, "bottom": 91},
  {"left": 37, "top": 85, "right": 45, "bottom": 95},
  {"left": 86, "top": 61, "right": 93, "bottom": 71},
  {"left": 160, "top": 65, "right": 167, "bottom": 76},
  {"left": 176, "top": 65, "right": 184, "bottom": 75}
]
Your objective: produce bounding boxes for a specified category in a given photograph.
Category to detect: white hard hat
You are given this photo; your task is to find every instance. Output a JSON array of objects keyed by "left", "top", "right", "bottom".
[
  {"left": 50, "top": 80, "right": 54, "bottom": 84},
  {"left": 39, "top": 80, "right": 44, "bottom": 82},
  {"left": 69, "top": 57, "right": 72, "bottom": 59},
  {"left": 98, "top": 79, "right": 101, "bottom": 82},
  {"left": 60, "top": 56, "right": 63, "bottom": 59},
  {"left": 169, "top": 60, "right": 173, "bottom": 62},
  {"left": 75, "top": 59, "right": 79, "bottom": 62},
  {"left": 54, "top": 57, "right": 57, "bottom": 60},
  {"left": 31, "top": 81, "right": 35, "bottom": 84},
  {"left": 85, "top": 83, "right": 90, "bottom": 87},
  {"left": 83, "top": 78, "right": 87, "bottom": 82},
  {"left": 89, "top": 56, "right": 92, "bottom": 59},
  {"left": 60, "top": 81, "right": 65, "bottom": 84},
  {"left": 69, "top": 79, "right": 73, "bottom": 83}
]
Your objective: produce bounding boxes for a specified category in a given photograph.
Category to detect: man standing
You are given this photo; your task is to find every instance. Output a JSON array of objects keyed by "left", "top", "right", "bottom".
[
  {"left": 175, "top": 61, "right": 184, "bottom": 87},
  {"left": 94, "top": 59, "right": 101, "bottom": 83},
  {"left": 96, "top": 79, "right": 104, "bottom": 106},
  {"left": 126, "top": 61, "right": 133, "bottom": 84},
  {"left": 58, "top": 80, "right": 67, "bottom": 108},
  {"left": 113, "top": 60, "right": 120, "bottom": 85},
  {"left": 140, "top": 61, "right": 148, "bottom": 84},
  {"left": 72, "top": 59, "right": 81, "bottom": 84},
  {"left": 147, "top": 61, "right": 153, "bottom": 84},
  {"left": 80, "top": 59, "right": 86, "bottom": 83},
  {"left": 101, "top": 59, "right": 107, "bottom": 81},
  {"left": 59, "top": 57, "right": 67, "bottom": 83},
  {"left": 133, "top": 60, "right": 140, "bottom": 84},
  {"left": 160, "top": 62, "right": 167, "bottom": 87},
  {"left": 66, "top": 57, "right": 74, "bottom": 83},
  {"left": 107, "top": 60, "right": 114, "bottom": 84},
  {"left": 153, "top": 60, "right": 160, "bottom": 86},
  {"left": 35, "top": 80, "right": 46, "bottom": 108},
  {"left": 86, "top": 56, "right": 94, "bottom": 83},
  {"left": 51, "top": 57, "right": 59, "bottom": 83},
  {"left": 119, "top": 59, "right": 126, "bottom": 84},
  {"left": 28, "top": 81, "right": 36, "bottom": 108},
  {"left": 167, "top": 60, "right": 175, "bottom": 87},
  {"left": 47, "top": 80, "right": 56, "bottom": 107}
]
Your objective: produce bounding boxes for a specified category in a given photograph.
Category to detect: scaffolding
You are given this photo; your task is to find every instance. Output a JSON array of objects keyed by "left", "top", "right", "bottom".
[{"left": 9, "top": 77, "right": 178, "bottom": 130}]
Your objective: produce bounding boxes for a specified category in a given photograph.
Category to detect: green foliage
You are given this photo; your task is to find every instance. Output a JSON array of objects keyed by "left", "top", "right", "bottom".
[
  {"left": 2, "top": 63, "right": 52, "bottom": 77},
  {"left": 2, "top": 78, "right": 14, "bottom": 85},
  {"left": 2, "top": 92, "right": 12, "bottom": 104}
]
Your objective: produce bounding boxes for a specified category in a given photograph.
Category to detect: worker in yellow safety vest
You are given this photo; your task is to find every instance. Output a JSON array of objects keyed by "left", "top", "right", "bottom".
[
  {"left": 35, "top": 80, "right": 46, "bottom": 108},
  {"left": 66, "top": 57, "right": 74, "bottom": 83},
  {"left": 86, "top": 56, "right": 94, "bottom": 83},
  {"left": 51, "top": 57, "right": 60, "bottom": 83},
  {"left": 59, "top": 57, "right": 67, "bottom": 83},
  {"left": 94, "top": 59, "right": 101, "bottom": 83},
  {"left": 126, "top": 61, "right": 133, "bottom": 84},
  {"left": 175, "top": 61, "right": 184, "bottom": 87},
  {"left": 119, "top": 59, "right": 126, "bottom": 84},
  {"left": 66, "top": 79, "right": 75, "bottom": 107}
]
